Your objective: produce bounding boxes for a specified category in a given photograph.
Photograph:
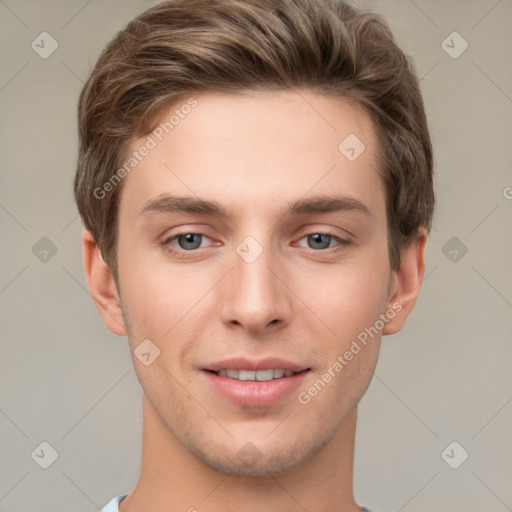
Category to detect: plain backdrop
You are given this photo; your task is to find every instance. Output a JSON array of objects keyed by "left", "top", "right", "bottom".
[{"left": 1, "top": 1, "right": 511, "bottom": 511}]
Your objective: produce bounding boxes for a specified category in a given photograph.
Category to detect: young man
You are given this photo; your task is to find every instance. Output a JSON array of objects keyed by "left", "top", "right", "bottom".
[{"left": 74, "top": 0, "right": 434, "bottom": 510}]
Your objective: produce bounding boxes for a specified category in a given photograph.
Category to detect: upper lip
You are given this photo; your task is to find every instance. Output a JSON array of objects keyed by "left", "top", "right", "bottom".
[{"left": 203, "top": 357, "right": 309, "bottom": 373}]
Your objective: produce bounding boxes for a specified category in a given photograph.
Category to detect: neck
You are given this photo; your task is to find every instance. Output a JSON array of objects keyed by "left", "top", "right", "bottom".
[{"left": 120, "top": 394, "right": 362, "bottom": 512}]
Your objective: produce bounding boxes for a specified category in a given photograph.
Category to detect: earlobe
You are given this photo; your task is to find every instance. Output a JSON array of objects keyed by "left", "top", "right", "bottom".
[
  {"left": 382, "top": 228, "right": 428, "bottom": 336},
  {"left": 82, "top": 230, "right": 127, "bottom": 336}
]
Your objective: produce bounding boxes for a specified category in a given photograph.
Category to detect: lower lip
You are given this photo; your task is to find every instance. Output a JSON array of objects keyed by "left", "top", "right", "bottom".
[{"left": 202, "top": 370, "right": 310, "bottom": 407}]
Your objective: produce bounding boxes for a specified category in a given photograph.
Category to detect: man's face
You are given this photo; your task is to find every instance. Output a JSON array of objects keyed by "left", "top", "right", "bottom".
[{"left": 115, "top": 90, "right": 396, "bottom": 476}]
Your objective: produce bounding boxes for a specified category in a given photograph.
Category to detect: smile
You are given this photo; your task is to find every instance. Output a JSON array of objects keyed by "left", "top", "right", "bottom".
[
  {"left": 209, "top": 368, "right": 299, "bottom": 381},
  {"left": 203, "top": 368, "right": 310, "bottom": 407}
]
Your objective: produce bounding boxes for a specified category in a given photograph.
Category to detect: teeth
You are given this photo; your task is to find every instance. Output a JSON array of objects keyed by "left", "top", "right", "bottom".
[
  {"left": 255, "top": 369, "right": 274, "bottom": 381},
  {"left": 239, "top": 370, "right": 256, "bottom": 381},
  {"left": 215, "top": 369, "right": 298, "bottom": 381}
]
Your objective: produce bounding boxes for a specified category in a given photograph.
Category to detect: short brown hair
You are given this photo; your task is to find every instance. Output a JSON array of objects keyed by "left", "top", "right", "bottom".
[{"left": 74, "top": 0, "right": 434, "bottom": 278}]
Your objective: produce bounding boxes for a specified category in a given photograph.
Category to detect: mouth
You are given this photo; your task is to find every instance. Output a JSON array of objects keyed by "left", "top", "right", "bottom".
[
  {"left": 201, "top": 359, "right": 311, "bottom": 407},
  {"left": 205, "top": 368, "right": 308, "bottom": 381}
]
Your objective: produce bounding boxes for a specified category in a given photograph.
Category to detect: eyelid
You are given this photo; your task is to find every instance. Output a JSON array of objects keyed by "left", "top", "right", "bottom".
[
  {"left": 293, "top": 231, "right": 351, "bottom": 249},
  {"left": 293, "top": 224, "right": 353, "bottom": 242},
  {"left": 162, "top": 231, "right": 214, "bottom": 247}
]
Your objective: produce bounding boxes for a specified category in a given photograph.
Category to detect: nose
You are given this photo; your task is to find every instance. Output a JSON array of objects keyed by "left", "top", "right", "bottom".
[{"left": 218, "top": 237, "right": 292, "bottom": 335}]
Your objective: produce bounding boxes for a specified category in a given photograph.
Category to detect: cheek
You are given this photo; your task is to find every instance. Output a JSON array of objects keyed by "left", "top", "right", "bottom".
[
  {"left": 333, "top": 337, "right": 380, "bottom": 410},
  {"left": 122, "top": 276, "right": 193, "bottom": 345},
  {"left": 117, "top": 248, "right": 212, "bottom": 375},
  {"left": 295, "top": 257, "right": 390, "bottom": 340},
  {"left": 117, "top": 235, "right": 187, "bottom": 329}
]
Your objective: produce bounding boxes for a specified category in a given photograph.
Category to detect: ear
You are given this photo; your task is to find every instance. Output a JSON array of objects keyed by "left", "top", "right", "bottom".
[
  {"left": 382, "top": 227, "right": 428, "bottom": 335},
  {"left": 82, "top": 230, "right": 127, "bottom": 336}
]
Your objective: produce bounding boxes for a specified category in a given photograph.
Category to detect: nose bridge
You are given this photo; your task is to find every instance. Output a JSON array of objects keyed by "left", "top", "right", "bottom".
[{"left": 219, "top": 233, "right": 290, "bottom": 332}]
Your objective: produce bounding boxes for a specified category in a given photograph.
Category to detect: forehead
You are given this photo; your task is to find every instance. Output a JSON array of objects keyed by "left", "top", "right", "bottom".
[{"left": 118, "top": 90, "right": 384, "bottom": 222}]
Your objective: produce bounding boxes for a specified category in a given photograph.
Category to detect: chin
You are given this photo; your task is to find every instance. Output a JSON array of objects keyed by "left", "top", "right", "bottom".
[
  {"left": 186, "top": 431, "right": 328, "bottom": 478},
  {"left": 194, "top": 449, "right": 303, "bottom": 477}
]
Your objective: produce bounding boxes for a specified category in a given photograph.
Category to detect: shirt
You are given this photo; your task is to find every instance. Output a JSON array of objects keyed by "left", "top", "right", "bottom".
[{"left": 100, "top": 494, "right": 376, "bottom": 511}]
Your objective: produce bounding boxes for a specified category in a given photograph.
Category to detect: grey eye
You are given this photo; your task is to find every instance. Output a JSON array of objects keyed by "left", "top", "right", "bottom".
[
  {"left": 177, "top": 233, "right": 203, "bottom": 250},
  {"left": 307, "top": 233, "right": 332, "bottom": 250}
]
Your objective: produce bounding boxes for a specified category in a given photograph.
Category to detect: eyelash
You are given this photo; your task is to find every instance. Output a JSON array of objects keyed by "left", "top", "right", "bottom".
[{"left": 161, "top": 231, "right": 351, "bottom": 258}]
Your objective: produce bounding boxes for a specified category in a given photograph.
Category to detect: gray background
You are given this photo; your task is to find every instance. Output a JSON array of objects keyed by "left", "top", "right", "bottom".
[{"left": 0, "top": 0, "right": 511, "bottom": 511}]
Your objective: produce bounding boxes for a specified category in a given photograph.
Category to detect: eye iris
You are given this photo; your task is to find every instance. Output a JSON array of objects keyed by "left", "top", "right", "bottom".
[
  {"left": 308, "top": 233, "right": 331, "bottom": 250},
  {"left": 178, "top": 233, "right": 202, "bottom": 250}
]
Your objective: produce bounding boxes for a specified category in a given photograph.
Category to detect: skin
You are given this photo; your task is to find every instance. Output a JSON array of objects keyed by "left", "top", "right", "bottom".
[{"left": 83, "top": 90, "right": 427, "bottom": 512}]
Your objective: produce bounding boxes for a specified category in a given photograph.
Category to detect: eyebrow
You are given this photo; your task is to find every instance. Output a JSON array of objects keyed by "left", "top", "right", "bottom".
[{"left": 139, "top": 193, "right": 374, "bottom": 220}]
